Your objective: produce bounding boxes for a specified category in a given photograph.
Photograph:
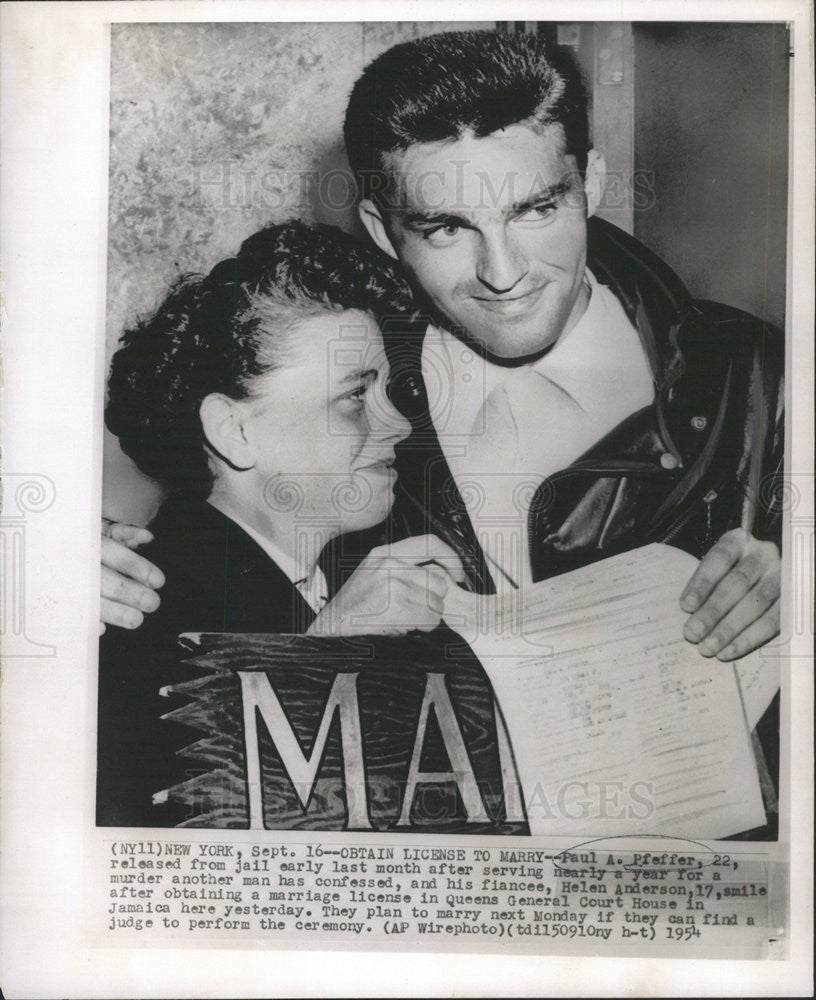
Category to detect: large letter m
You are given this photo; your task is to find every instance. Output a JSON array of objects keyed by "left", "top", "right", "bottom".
[{"left": 238, "top": 671, "right": 370, "bottom": 830}]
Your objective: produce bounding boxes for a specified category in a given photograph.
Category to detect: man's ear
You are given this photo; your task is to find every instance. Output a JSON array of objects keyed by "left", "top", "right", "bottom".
[
  {"left": 199, "top": 393, "right": 255, "bottom": 471},
  {"left": 358, "top": 199, "right": 399, "bottom": 260},
  {"left": 583, "top": 149, "right": 606, "bottom": 219}
]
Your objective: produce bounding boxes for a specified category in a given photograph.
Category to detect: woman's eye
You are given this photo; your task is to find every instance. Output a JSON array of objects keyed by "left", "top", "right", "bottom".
[
  {"left": 344, "top": 384, "right": 369, "bottom": 406},
  {"left": 517, "top": 203, "right": 557, "bottom": 223}
]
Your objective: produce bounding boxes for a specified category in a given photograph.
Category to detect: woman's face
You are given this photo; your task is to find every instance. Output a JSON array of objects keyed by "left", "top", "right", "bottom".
[{"left": 240, "top": 308, "right": 412, "bottom": 534}]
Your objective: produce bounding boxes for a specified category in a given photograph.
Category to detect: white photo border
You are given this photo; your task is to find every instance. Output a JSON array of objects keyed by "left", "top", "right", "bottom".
[{"left": 1, "top": 1, "right": 812, "bottom": 997}]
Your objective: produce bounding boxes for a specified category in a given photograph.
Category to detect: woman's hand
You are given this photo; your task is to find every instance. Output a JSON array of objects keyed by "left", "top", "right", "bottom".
[
  {"left": 100, "top": 520, "right": 164, "bottom": 634},
  {"left": 307, "top": 535, "right": 465, "bottom": 637}
]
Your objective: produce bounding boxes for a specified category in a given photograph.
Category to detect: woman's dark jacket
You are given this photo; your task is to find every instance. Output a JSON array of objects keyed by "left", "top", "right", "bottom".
[{"left": 97, "top": 497, "right": 316, "bottom": 827}]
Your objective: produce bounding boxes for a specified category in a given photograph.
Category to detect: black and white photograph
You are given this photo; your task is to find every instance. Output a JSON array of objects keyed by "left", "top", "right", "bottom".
[
  {"left": 96, "top": 19, "right": 785, "bottom": 838},
  {"left": 1, "top": 2, "right": 813, "bottom": 997}
]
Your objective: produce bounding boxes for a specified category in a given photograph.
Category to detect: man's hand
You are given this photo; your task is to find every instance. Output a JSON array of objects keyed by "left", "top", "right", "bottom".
[
  {"left": 680, "top": 528, "right": 780, "bottom": 661},
  {"left": 100, "top": 520, "right": 165, "bottom": 634},
  {"left": 308, "top": 535, "right": 465, "bottom": 637}
]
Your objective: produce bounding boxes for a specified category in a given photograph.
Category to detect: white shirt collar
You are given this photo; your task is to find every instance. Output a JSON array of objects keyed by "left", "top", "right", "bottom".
[
  {"left": 422, "top": 268, "right": 654, "bottom": 439},
  {"left": 419, "top": 269, "right": 655, "bottom": 591},
  {"left": 527, "top": 269, "right": 652, "bottom": 411}
]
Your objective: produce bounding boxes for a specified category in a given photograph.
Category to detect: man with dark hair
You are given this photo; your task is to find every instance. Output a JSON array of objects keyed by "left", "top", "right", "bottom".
[
  {"left": 103, "top": 28, "right": 782, "bottom": 667},
  {"left": 344, "top": 28, "right": 592, "bottom": 197},
  {"left": 341, "top": 29, "right": 782, "bottom": 667}
]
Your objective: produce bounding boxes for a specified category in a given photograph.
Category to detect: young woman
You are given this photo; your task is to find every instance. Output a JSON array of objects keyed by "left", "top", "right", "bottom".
[{"left": 97, "top": 220, "right": 463, "bottom": 826}]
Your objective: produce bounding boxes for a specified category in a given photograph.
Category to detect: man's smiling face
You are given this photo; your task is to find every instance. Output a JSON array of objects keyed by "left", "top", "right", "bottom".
[{"left": 362, "top": 123, "right": 603, "bottom": 360}]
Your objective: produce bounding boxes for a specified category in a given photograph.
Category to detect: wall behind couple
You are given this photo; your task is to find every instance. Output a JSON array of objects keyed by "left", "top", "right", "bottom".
[
  {"left": 103, "top": 20, "right": 789, "bottom": 525},
  {"left": 104, "top": 20, "right": 489, "bottom": 522}
]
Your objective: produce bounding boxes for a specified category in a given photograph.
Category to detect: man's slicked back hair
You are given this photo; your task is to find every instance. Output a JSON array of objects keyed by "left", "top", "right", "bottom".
[{"left": 344, "top": 29, "right": 590, "bottom": 201}]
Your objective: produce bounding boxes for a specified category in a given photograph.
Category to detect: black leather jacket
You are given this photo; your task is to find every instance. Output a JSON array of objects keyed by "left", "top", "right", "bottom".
[
  {"left": 379, "top": 217, "right": 785, "bottom": 592},
  {"left": 318, "top": 217, "right": 783, "bottom": 838}
]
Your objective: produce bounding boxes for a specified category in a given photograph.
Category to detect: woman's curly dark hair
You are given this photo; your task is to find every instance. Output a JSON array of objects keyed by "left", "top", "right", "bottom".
[{"left": 106, "top": 219, "right": 417, "bottom": 498}]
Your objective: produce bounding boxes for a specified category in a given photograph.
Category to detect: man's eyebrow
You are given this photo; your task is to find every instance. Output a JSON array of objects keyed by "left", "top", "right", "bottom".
[
  {"left": 509, "top": 178, "right": 574, "bottom": 216},
  {"left": 338, "top": 367, "right": 378, "bottom": 385},
  {"left": 399, "top": 210, "right": 472, "bottom": 230},
  {"left": 396, "top": 178, "right": 576, "bottom": 228}
]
